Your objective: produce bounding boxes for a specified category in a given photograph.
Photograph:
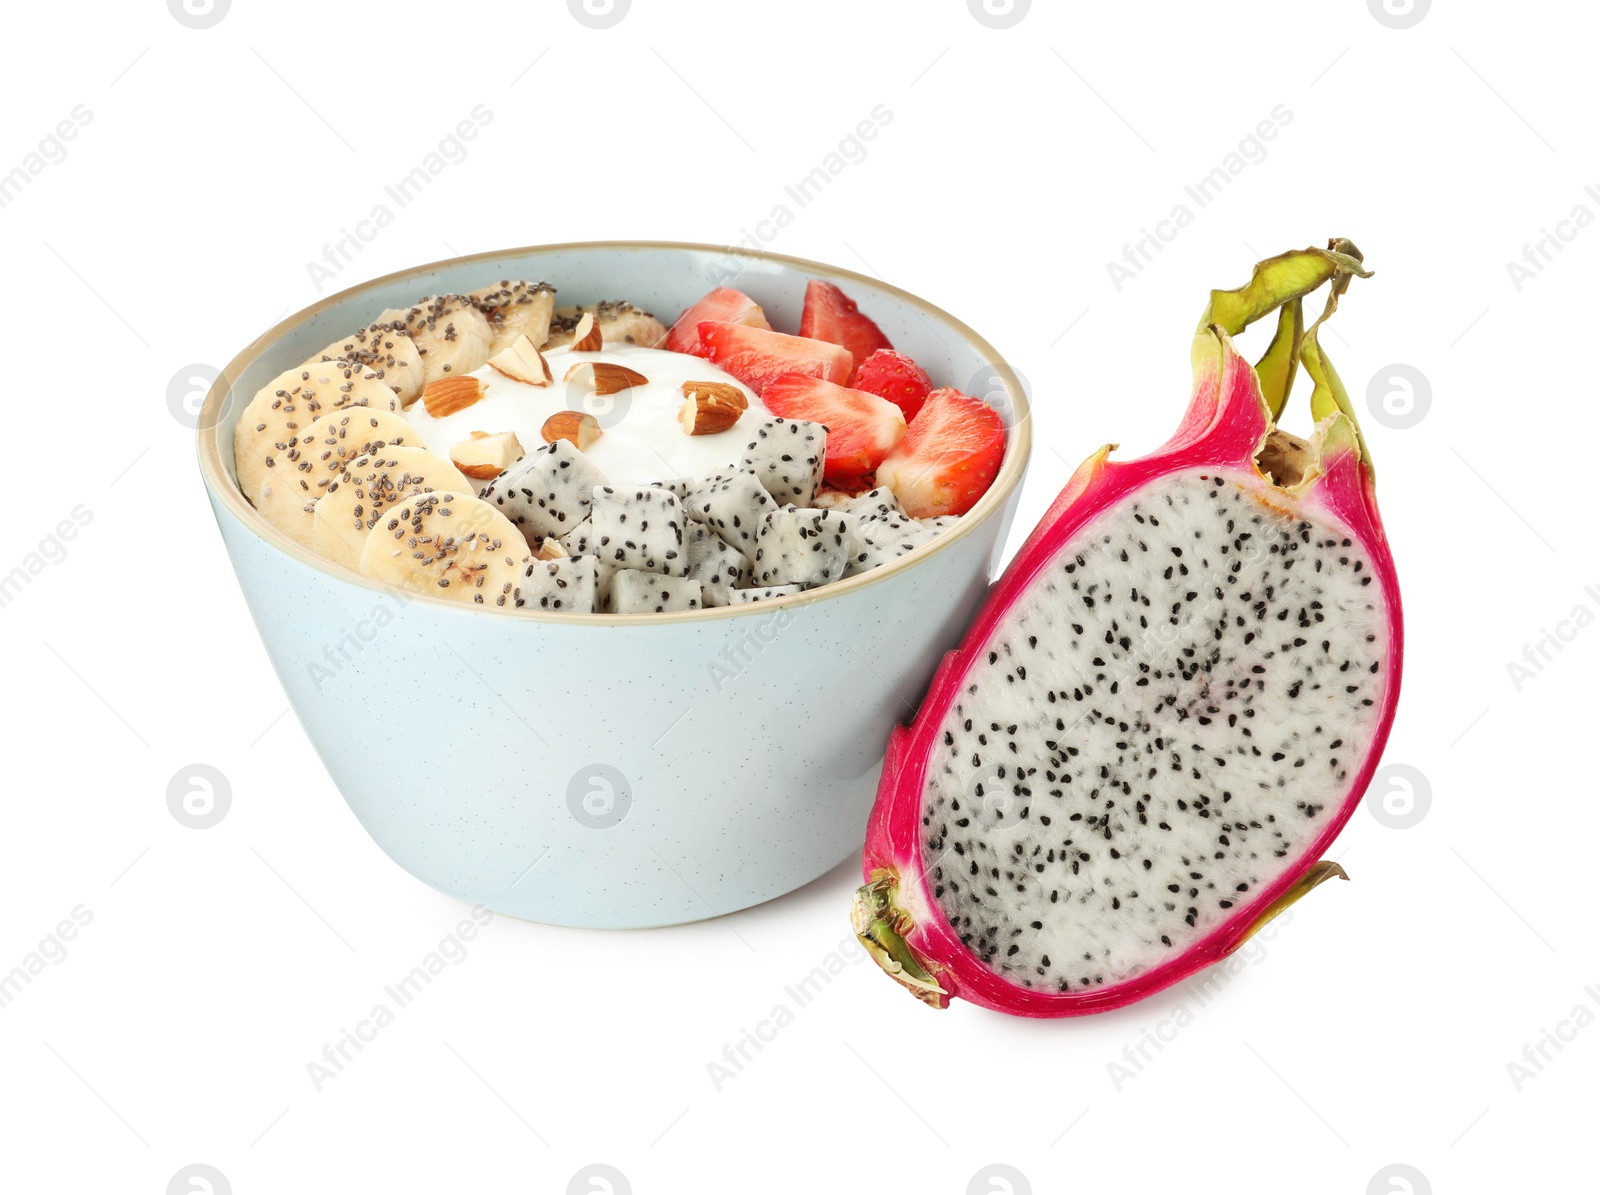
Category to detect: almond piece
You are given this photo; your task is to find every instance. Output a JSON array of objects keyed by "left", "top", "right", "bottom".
[
  {"left": 450, "top": 430, "right": 525, "bottom": 480},
  {"left": 681, "top": 380, "right": 748, "bottom": 412},
  {"left": 422, "top": 374, "right": 485, "bottom": 417},
  {"left": 678, "top": 391, "right": 743, "bottom": 436},
  {"left": 542, "top": 410, "right": 602, "bottom": 451},
  {"left": 562, "top": 361, "right": 649, "bottom": 395},
  {"left": 486, "top": 334, "right": 553, "bottom": 386},
  {"left": 534, "top": 537, "right": 569, "bottom": 561},
  {"left": 570, "top": 312, "right": 602, "bottom": 352}
]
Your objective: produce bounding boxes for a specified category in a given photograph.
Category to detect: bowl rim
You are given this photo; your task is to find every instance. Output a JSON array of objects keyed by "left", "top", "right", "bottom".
[{"left": 196, "top": 239, "right": 1033, "bottom": 625}]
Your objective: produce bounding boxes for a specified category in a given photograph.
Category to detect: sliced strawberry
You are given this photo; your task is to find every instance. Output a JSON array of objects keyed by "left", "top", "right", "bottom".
[
  {"left": 851, "top": 349, "right": 934, "bottom": 421},
  {"left": 875, "top": 388, "right": 1005, "bottom": 518},
  {"left": 698, "top": 322, "right": 852, "bottom": 394},
  {"left": 799, "top": 280, "right": 892, "bottom": 378},
  {"left": 762, "top": 373, "right": 908, "bottom": 484},
  {"left": 664, "top": 288, "right": 772, "bottom": 356}
]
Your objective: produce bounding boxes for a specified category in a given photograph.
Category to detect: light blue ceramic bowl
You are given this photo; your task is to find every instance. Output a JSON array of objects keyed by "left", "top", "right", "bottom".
[{"left": 198, "top": 242, "right": 1031, "bottom": 928}]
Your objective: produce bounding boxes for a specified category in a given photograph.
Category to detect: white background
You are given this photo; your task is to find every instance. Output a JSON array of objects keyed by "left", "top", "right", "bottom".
[{"left": 0, "top": 0, "right": 1592, "bottom": 1191}]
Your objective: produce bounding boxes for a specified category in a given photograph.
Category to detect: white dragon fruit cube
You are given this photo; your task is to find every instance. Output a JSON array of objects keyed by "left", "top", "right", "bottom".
[
  {"left": 844, "top": 486, "right": 906, "bottom": 527},
  {"left": 843, "top": 513, "right": 955, "bottom": 577},
  {"left": 752, "top": 507, "right": 855, "bottom": 589},
  {"left": 739, "top": 418, "right": 826, "bottom": 507},
  {"left": 482, "top": 439, "right": 609, "bottom": 547},
  {"left": 515, "top": 555, "right": 599, "bottom": 613},
  {"left": 682, "top": 468, "right": 776, "bottom": 555},
  {"left": 684, "top": 521, "right": 751, "bottom": 607},
  {"left": 609, "top": 570, "right": 702, "bottom": 614},
  {"left": 559, "top": 519, "right": 594, "bottom": 555},
  {"left": 648, "top": 477, "right": 696, "bottom": 500},
  {"left": 559, "top": 519, "right": 619, "bottom": 605},
  {"left": 589, "top": 486, "right": 689, "bottom": 576}
]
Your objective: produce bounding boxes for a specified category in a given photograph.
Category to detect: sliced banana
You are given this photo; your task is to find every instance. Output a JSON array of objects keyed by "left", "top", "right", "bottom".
[
  {"left": 254, "top": 406, "right": 416, "bottom": 547},
  {"left": 304, "top": 322, "right": 425, "bottom": 407},
  {"left": 359, "top": 489, "right": 527, "bottom": 607},
  {"left": 470, "top": 280, "right": 556, "bottom": 354},
  {"left": 234, "top": 361, "right": 399, "bottom": 511},
  {"left": 311, "top": 445, "right": 471, "bottom": 570},
  {"left": 378, "top": 294, "right": 494, "bottom": 384},
  {"left": 543, "top": 301, "right": 667, "bottom": 350}
]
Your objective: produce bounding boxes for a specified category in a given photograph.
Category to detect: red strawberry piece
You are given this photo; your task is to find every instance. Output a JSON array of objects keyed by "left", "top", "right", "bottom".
[
  {"left": 762, "top": 373, "right": 908, "bottom": 485},
  {"left": 698, "top": 322, "right": 853, "bottom": 394},
  {"left": 799, "top": 280, "right": 892, "bottom": 378},
  {"left": 664, "top": 288, "right": 772, "bottom": 356},
  {"left": 875, "top": 388, "right": 1005, "bottom": 518},
  {"left": 851, "top": 349, "right": 934, "bottom": 421}
]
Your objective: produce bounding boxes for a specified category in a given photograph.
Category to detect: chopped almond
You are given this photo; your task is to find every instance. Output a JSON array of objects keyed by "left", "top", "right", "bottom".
[
  {"left": 422, "top": 374, "right": 485, "bottom": 417},
  {"left": 542, "top": 411, "right": 602, "bottom": 451},
  {"left": 562, "top": 361, "right": 649, "bottom": 395},
  {"left": 570, "top": 312, "right": 603, "bottom": 352},
  {"left": 681, "top": 380, "right": 748, "bottom": 412},
  {"left": 486, "top": 335, "right": 553, "bottom": 386},
  {"left": 678, "top": 390, "right": 743, "bottom": 435},
  {"left": 450, "top": 430, "right": 525, "bottom": 479}
]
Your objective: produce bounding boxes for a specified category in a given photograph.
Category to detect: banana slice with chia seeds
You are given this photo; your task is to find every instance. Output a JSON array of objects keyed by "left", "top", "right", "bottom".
[
  {"left": 378, "top": 294, "right": 494, "bottom": 384},
  {"left": 304, "top": 323, "right": 425, "bottom": 407},
  {"left": 359, "top": 489, "right": 527, "bottom": 607},
  {"left": 470, "top": 280, "right": 556, "bottom": 354},
  {"left": 311, "top": 445, "right": 471, "bottom": 570},
  {"left": 542, "top": 301, "right": 667, "bottom": 350},
  {"left": 235, "top": 361, "right": 399, "bottom": 512},
  {"left": 255, "top": 406, "right": 416, "bottom": 548}
]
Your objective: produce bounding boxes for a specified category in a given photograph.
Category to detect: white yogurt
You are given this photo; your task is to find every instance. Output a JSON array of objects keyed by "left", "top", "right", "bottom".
[{"left": 408, "top": 344, "right": 767, "bottom": 488}]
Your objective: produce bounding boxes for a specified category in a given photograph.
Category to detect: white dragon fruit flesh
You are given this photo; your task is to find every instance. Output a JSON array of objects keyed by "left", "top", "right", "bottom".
[
  {"left": 650, "top": 477, "right": 697, "bottom": 500},
  {"left": 752, "top": 507, "right": 855, "bottom": 589},
  {"left": 514, "top": 555, "right": 599, "bottom": 613},
  {"left": 482, "top": 438, "right": 609, "bottom": 546},
  {"left": 682, "top": 469, "right": 777, "bottom": 556},
  {"left": 844, "top": 514, "right": 956, "bottom": 577},
  {"left": 559, "top": 519, "right": 618, "bottom": 605},
  {"left": 590, "top": 486, "right": 689, "bottom": 576},
  {"left": 739, "top": 417, "right": 827, "bottom": 506},
  {"left": 609, "top": 570, "right": 703, "bottom": 614},
  {"left": 842, "top": 485, "right": 907, "bottom": 526},
  {"left": 684, "top": 521, "right": 751, "bottom": 607}
]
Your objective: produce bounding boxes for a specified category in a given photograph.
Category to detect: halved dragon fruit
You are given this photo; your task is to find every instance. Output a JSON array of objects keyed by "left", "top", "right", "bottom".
[{"left": 853, "top": 242, "right": 1402, "bottom": 1016}]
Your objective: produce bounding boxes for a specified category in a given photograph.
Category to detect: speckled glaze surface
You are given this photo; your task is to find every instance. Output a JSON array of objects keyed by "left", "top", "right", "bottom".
[{"left": 198, "top": 242, "right": 1031, "bottom": 928}]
